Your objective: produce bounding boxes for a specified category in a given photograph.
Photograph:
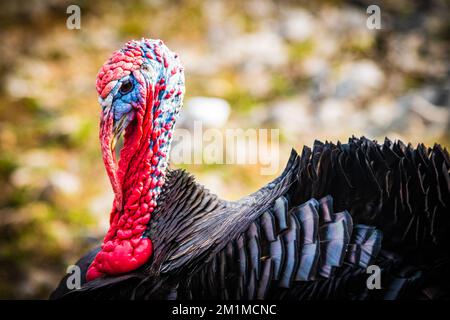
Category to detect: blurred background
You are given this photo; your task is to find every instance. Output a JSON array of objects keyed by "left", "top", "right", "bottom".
[{"left": 0, "top": 0, "right": 448, "bottom": 298}]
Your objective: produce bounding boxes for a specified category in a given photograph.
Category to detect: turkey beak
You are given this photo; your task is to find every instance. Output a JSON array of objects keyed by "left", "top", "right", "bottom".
[{"left": 111, "top": 114, "right": 127, "bottom": 157}]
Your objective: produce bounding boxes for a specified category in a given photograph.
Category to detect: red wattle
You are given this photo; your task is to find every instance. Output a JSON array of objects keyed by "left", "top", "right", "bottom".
[
  {"left": 88, "top": 69, "right": 160, "bottom": 281},
  {"left": 86, "top": 238, "right": 152, "bottom": 281}
]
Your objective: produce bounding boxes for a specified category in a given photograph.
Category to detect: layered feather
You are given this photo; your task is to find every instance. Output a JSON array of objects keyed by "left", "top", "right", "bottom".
[{"left": 51, "top": 137, "right": 450, "bottom": 300}]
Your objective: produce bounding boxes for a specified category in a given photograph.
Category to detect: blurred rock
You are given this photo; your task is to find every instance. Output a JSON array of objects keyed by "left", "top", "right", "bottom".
[
  {"left": 320, "top": 6, "right": 367, "bottom": 33},
  {"left": 335, "top": 61, "right": 385, "bottom": 100},
  {"left": 302, "top": 57, "right": 330, "bottom": 79},
  {"left": 219, "top": 31, "right": 287, "bottom": 71},
  {"left": 387, "top": 33, "right": 447, "bottom": 77},
  {"left": 367, "top": 96, "right": 399, "bottom": 128},
  {"left": 244, "top": 0, "right": 275, "bottom": 19},
  {"left": 269, "top": 96, "right": 312, "bottom": 135},
  {"left": 317, "top": 98, "right": 368, "bottom": 132},
  {"left": 50, "top": 115, "right": 83, "bottom": 137},
  {"left": 415, "top": 82, "right": 450, "bottom": 108},
  {"left": 10, "top": 167, "right": 37, "bottom": 188},
  {"left": 22, "top": 150, "right": 54, "bottom": 169},
  {"left": 10, "top": 150, "right": 55, "bottom": 188},
  {"left": 180, "top": 47, "right": 221, "bottom": 76},
  {"left": 49, "top": 170, "right": 80, "bottom": 195},
  {"left": 204, "top": 0, "right": 240, "bottom": 49},
  {"left": 279, "top": 8, "right": 315, "bottom": 42},
  {"left": 397, "top": 92, "right": 449, "bottom": 137},
  {"left": 238, "top": 65, "right": 272, "bottom": 97},
  {"left": 313, "top": 32, "right": 339, "bottom": 59},
  {"left": 180, "top": 97, "right": 231, "bottom": 128}
]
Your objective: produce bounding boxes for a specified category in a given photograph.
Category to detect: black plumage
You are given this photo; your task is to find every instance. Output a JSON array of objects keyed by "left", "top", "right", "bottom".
[{"left": 51, "top": 137, "right": 450, "bottom": 300}]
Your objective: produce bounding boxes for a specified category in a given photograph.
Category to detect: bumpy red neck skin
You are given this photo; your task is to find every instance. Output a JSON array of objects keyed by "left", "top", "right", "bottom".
[
  {"left": 86, "top": 39, "right": 183, "bottom": 281},
  {"left": 87, "top": 93, "right": 154, "bottom": 281}
]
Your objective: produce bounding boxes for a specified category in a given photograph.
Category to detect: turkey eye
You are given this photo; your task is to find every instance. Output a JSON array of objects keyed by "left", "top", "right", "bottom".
[{"left": 119, "top": 80, "right": 133, "bottom": 94}]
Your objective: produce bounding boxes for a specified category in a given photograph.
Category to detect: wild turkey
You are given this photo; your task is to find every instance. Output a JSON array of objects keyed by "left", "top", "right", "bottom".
[{"left": 51, "top": 39, "right": 450, "bottom": 300}]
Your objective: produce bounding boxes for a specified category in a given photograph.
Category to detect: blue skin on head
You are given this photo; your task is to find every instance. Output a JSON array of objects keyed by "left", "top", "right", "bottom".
[{"left": 110, "top": 76, "right": 140, "bottom": 126}]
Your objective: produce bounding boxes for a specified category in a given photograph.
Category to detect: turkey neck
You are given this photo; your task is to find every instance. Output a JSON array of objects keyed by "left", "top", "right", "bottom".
[
  {"left": 86, "top": 86, "right": 171, "bottom": 281},
  {"left": 113, "top": 90, "right": 168, "bottom": 234}
]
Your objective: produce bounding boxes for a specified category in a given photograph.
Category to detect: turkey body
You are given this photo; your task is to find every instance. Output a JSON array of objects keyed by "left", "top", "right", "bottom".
[{"left": 51, "top": 137, "right": 450, "bottom": 300}]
